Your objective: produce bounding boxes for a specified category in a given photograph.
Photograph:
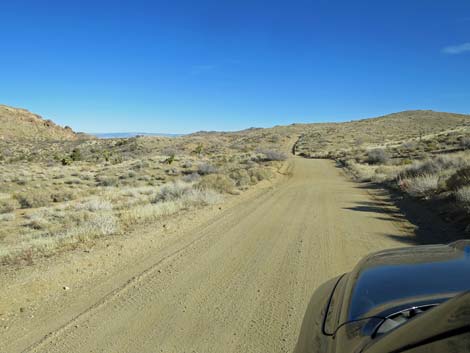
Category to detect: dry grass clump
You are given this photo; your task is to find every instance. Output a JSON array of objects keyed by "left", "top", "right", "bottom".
[
  {"left": 257, "top": 149, "right": 288, "bottom": 161},
  {"left": 399, "top": 155, "right": 468, "bottom": 179},
  {"left": 367, "top": 148, "right": 389, "bottom": 165},
  {"left": 198, "top": 174, "right": 236, "bottom": 194},
  {"left": 197, "top": 163, "right": 218, "bottom": 175},
  {"left": 0, "top": 213, "right": 15, "bottom": 222},
  {"left": 182, "top": 172, "right": 201, "bottom": 183},
  {"left": 153, "top": 182, "right": 193, "bottom": 202},
  {"left": 248, "top": 167, "right": 273, "bottom": 183},
  {"left": 0, "top": 198, "right": 20, "bottom": 214},
  {"left": 75, "top": 197, "right": 113, "bottom": 212},
  {"left": 456, "top": 186, "right": 470, "bottom": 207},
  {"left": 230, "top": 169, "right": 251, "bottom": 188},
  {"left": 400, "top": 174, "right": 440, "bottom": 198},
  {"left": 96, "top": 175, "right": 119, "bottom": 187},
  {"left": 120, "top": 184, "right": 222, "bottom": 227},
  {"left": 14, "top": 191, "right": 51, "bottom": 209}
]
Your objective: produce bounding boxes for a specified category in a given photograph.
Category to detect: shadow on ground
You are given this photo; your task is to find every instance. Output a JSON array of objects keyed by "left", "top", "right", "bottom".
[{"left": 345, "top": 182, "right": 466, "bottom": 246}]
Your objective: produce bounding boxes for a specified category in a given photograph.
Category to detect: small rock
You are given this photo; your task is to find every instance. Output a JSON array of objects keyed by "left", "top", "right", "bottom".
[{"left": 63, "top": 286, "right": 70, "bottom": 291}]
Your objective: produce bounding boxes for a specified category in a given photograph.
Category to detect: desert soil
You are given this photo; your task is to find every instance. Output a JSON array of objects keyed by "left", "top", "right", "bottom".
[{"left": 2, "top": 158, "right": 417, "bottom": 353}]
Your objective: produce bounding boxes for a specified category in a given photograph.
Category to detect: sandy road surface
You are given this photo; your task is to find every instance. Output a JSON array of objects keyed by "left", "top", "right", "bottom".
[{"left": 17, "top": 158, "right": 411, "bottom": 353}]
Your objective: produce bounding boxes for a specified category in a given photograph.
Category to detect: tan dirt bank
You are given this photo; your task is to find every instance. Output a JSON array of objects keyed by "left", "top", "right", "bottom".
[{"left": 4, "top": 158, "right": 415, "bottom": 353}]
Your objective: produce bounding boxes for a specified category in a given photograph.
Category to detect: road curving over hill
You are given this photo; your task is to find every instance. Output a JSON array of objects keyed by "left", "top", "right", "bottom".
[{"left": 22, "top": 157, "right": 412, "bottom": 353}]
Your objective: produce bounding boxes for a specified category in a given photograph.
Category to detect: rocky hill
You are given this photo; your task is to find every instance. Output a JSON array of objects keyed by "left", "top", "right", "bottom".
[{"left": 0, "top": 104, "right": 79, "bottom": 141}]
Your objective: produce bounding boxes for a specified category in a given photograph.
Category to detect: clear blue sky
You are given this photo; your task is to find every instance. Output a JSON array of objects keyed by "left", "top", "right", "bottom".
[{"left": 1, "top": 0, "right": 469, "bottom": 134}]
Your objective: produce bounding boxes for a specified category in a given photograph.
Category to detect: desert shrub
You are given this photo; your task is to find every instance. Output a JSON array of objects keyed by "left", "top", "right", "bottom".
[
  {"left": 446, "top": 167, "right": 470, "bottom": 191},
  {"left": 70, "top": 148, "right": 82, "bottom": 161},
  {"left": 26, "top": 216, "right": 50, "bottom": 230},
  {"left": 14, "top": 177, "right": 28, "bottom": 185},
  {"left": 120, "top": 202, "right": 180, "bottom": 225},
  {"left": 197, "top": 163, "right": 218, "bottom": 175},
  {"left": 230, "top": 169, "right": 251, "bottom": 187},
  {"left": 401, "top": 174, "right": 439, "bottom": 198},
  {"left": 249, "top": 167, "right": 273, "bottom": 182},
  {"left": 164, "top": 155, "right": 175, "bottom": 165},
  {"left": 181, "top": 161, "right": 193, "bottom": 169},
  {"left": 96, "top": 175, "right": 119, "bottom": 187},
  {"left": 64, "top": 177, "right": 82, "bottom": 185},
  {"left": 182, "top": 172, "right": 201, "bottom": 183},
  {"left": 120, "top": 189, "right": 221, "bottom": 226},
  {"left": 269, "top": 134, "right": 281, "bottom": 143},
  {"left": 402, "top": 141, "right": 417, "bottom": 150},
  {"left": 0, "top": 198, "right": 20, "bottom": 214},
  {"left": 400, "top": 159, "right": 413, "bottom": 165},
  {"left": 460, "top": 137, "right": 470, "bottom": 150},
  {"left": 153, "top": 182, "right": 192, "bottom": 202},
  {"left": 14, "top": 191, "right": 51, "bottom": 209},
  {"left": 165, "top": 168, "right": 179, "bottom": 176},
  {"left": 0, "top": 213, "right": 15, "bottom": 222},
  {"left": 198, "top": 174, "right": 235, "bottom": 194},
  {"left": 193, "top": 144, "right": 204, "bottom": 155},
  {"left": 61, "top": 156, "right": 73, "bottom": 166},
  {"left": 161, "top": 147, "right": 179, "bottom": 157},
  {"left": 257, "top": 149, "right": 288, "bottom": 161},
  {"left": 399, "top": 155, "right": 468, "bottom": 179},
  {"left": 51, "top": 190, "right": 76, "bottom": 202},
  {"left": 75, "top": 197, "right": 113, "bottom": 212},
  {"left": 456, "top": 186, "right": 470, "bottom": 208},
  {"left": 367, "top": 148, "right": 389, "bottom": 165},
  {"left": 63, "top": 213, "right": 119, "bottom": 242},
  {"left": 181, "top": 188, "right": 222, "bottom": 207}
]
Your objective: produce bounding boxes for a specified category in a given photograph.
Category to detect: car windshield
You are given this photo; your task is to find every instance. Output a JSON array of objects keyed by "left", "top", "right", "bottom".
[{"left": 349, "top": 254, "right": 470, "bottom": 320}]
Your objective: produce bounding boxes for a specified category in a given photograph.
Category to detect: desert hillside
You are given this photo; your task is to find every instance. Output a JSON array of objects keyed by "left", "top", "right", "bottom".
[
  {"left": 294, "top": 110, "right": 470, "bottom": 158},
  {"left": 0, "top": 104, "right": 79, "bottom": 141}
]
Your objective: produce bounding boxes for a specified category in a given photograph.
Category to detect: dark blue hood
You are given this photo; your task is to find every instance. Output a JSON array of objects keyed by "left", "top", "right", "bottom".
[{"left": 344, "top": 240, "right": 470, "bottom": 322}]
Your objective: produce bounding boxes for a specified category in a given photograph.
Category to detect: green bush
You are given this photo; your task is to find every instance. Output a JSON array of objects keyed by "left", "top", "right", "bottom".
[
  {"left": 61, "top": 157, "right": 73, "bottom": 166},
  {"left": 71, "top": 148, "right": 82, "bottom": 161}
]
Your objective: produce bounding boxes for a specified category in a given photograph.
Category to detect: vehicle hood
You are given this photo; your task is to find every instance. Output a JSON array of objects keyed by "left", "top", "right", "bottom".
[{"left": 342, "top": 240, "right": 470, "bottom": 322}]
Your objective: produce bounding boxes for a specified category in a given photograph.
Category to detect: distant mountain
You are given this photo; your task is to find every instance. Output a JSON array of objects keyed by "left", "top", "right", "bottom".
[
  {"left": 93, "top": 132, "right": 183, "bottom": 139},
  {"left": 0, "top": 104, "right": 80, "bottom": 141}
]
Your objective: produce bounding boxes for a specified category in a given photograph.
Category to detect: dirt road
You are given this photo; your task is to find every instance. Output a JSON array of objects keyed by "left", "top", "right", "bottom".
[{"left": 15, "top": 158, "right": 412, "bottom": 353}]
